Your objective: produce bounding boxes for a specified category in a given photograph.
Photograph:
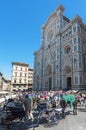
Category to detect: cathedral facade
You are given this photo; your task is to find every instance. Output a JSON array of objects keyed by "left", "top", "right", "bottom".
[{"left": 33, "top": 5, "right": 86, "bottom": 91}]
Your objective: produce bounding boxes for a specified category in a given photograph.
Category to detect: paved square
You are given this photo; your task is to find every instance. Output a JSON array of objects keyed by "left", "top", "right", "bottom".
[{"left": 0, "top": 107, "right": 86, "bottom": 130}]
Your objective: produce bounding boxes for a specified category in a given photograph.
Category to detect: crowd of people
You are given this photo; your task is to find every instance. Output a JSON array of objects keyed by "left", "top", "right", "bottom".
[
  {"left": 14, "top": 89, "right": 86, "bottom": 120},
  {"left": 0, "top": 89, "right": 86, "bottom": 129}
]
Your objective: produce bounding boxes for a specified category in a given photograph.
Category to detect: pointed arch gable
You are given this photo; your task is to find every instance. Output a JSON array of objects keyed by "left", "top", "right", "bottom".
[
  {"left": 44, "top": 64, "right": 52, "bottom": 76},
  {"left": 42, "top": 12, "right": 57, "bottom": 28},
  {"left": 64, "top": 65, "right": 71, "bottom": 73}
]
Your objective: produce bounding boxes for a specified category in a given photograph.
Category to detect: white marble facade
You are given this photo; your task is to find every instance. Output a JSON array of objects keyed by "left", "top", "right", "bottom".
[{"left": 33, "top": 5, "right": 86, "bottom": 91}]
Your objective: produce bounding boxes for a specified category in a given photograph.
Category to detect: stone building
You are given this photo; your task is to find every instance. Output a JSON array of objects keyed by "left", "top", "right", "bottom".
[
  {"left": 11, "top": 62, "right": 33, "bottom": 91},
  {"left": 33, "top": 5, "right": 86, "bottom": 91},
  {"left": 2, "top": 77, "right": 11, "bottom": 91},
  {"left": 0, "top": 72, "right": 11, "bottom": 91}
]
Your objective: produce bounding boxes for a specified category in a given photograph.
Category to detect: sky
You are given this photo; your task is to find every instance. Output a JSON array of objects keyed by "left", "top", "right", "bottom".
[{"left": 0, "top": 0, "right": 86, "bottom": 80}]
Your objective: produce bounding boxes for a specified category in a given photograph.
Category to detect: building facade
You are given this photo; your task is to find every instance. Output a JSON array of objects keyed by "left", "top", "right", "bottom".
[
  {"left": 28, "top": 68, "right": 33, "bottom": 90},
  {"left": 33, "top": 5, "right": 86, "bottom": 91},
  {"left": 2, "top": 77, "right": 11, "bottom": 91},
  {"left": 11, "top": 62, "right": 33, "bottom": 91},
  {"left": 0, "top": 72, "right": 11, "bottom": 91}
]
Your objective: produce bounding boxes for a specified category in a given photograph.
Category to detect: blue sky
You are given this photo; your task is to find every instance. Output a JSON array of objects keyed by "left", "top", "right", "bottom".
[{"left": 0, "top": 0, "right": 86, "bottom": 79}]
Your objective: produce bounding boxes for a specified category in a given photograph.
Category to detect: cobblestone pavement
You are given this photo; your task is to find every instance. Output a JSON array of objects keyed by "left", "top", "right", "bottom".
[{"left": 0, "top": 106, "right": 86, "bottom": 130}]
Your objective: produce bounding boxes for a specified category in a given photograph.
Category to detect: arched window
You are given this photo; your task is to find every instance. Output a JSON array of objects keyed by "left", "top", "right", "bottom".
[
  {"left": 25, "top": 68, "right": 27, "bottom": 71},
  {"left": 74, "top": 59, "right": 77, "bottom": 67},
  {"left": 25, "top": 73, "right": 27, "bottom": 77},
  {"left": 19, "top": 79, "right": 22, "bottom": 83},
  {"left": 14, "top": 79, "right": 16, "bottom": 83},
  {"left": 57, "top": 65, "right": 58, "bottom": 72},
  {"left": 24, "top": 79, "right": 26, "bottom": 83},
  {"left": 73, "top": 26, "right": 76, "bottom": 33},
  {"left": 15, "top": 72, "right": 17, "bottom": 77},
  {"left": 64, "top": 45, "right": 71, "bottom": 54},
  {"left": 20, "top": 72, "right": 22, "bottom": 77}
]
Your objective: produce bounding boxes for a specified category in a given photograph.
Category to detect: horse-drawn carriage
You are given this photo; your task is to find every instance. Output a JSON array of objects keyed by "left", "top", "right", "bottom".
[
  {"left": 60, "top": 94, "right": 77, "bottom": 118},
  {"left": 0, "top": 98, "right": 25, "bottom": 129},
  {"left": 0, "top": 93, "right": 78, "bottom": 129}
]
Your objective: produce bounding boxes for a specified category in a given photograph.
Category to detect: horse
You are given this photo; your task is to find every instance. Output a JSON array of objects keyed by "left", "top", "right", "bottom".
[{"left": 60, "top": 94, "right": 78, "bottom": 118}]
